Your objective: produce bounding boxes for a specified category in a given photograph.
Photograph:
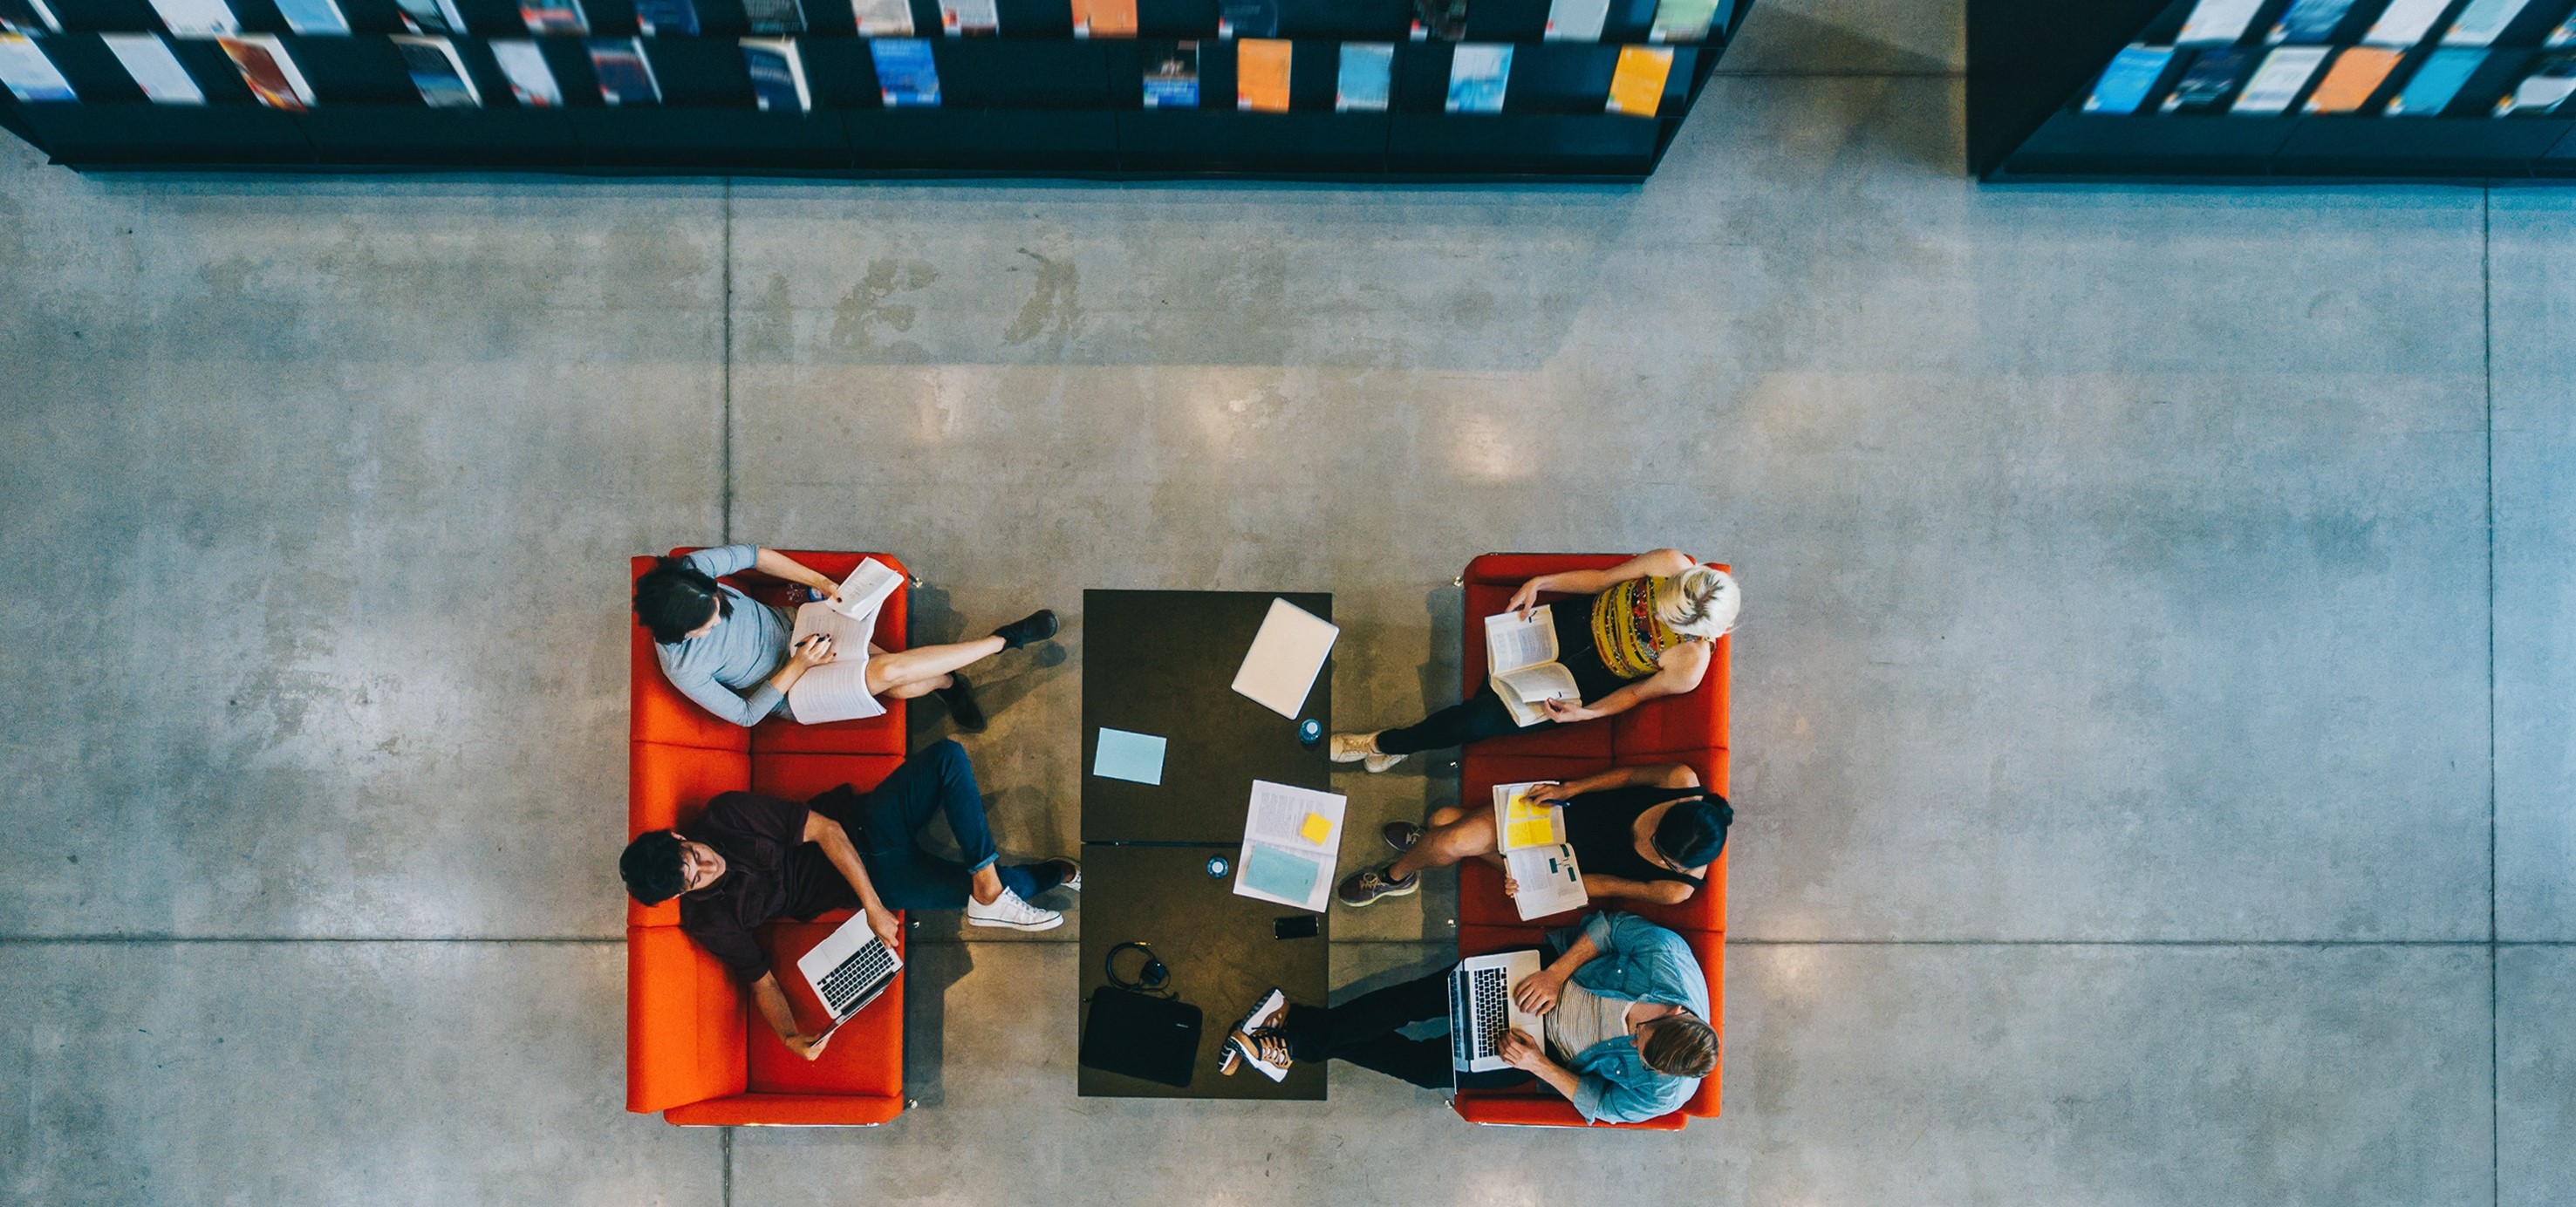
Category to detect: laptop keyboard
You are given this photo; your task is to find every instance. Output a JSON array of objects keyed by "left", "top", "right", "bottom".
[
  {"left": 817, "top": 938, "right": 898, "bottom": 1015},
  {"left": 1452, "top": 965, "right": 1511, "bottom": 1064}
]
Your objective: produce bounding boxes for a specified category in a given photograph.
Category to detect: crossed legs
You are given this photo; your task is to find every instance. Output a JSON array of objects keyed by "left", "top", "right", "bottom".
[
  {"left": 1384, "top": 804, "right": 1504, "bottom": 883},
  {"left": 863, "top": 636, "right": 1006, "bottom": 700}
]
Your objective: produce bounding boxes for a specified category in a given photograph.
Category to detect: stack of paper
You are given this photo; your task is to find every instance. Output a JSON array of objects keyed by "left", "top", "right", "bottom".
[{"left": 1233, "top": 781, "right": 1345, "bottom": 913}]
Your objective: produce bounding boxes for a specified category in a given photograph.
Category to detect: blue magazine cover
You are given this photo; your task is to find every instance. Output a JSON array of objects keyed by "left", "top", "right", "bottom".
[
  {"left": 2084, "top": 44, "right": 2173, "bottom": 113},
  {"left": 2387, "top": 46, "right": 2484, "bottom": 114},
  {"left": 1141, "top": 39, "right": 1197, "bottom": 106},
  {"left": 1336, "top": 42, "right": 1391, "bottom": 110},
  {"left": 1445, "top": 42, "right": 1510, "bottom": 112},
  {"left": 872, "top": 37, "right": 939, "bottom": 106},
  {"left": 2269, "top": 0, "right": 2352, "bottom": 43}
]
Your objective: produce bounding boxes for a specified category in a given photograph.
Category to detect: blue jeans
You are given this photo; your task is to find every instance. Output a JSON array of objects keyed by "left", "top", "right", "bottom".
[{"left": 844, "top": 740, "right": 1063, "bottom": 910}]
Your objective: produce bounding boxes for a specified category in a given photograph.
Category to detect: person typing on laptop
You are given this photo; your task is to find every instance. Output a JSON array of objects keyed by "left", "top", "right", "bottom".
[
  {"left": 618, "top": 739, "right": 1076, "bottom": 1060},
  {"left": 1223, "top": 911, "right": 1715, "bottom": 1124}
]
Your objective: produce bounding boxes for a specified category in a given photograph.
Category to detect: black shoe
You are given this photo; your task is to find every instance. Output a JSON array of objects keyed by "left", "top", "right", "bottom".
[
  {"left": 993, "top": 609, "right": 1059, "bottom": 651},
  {"left": 938, "top": 674, "right": 988, "bottom": 733}
]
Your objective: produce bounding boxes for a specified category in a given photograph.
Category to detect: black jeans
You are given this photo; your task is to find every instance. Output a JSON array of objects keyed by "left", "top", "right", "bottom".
[
  {"left": 1373, "top": 687, "right": 1539, "bottom": 756},
  {"left": 1276, "top": 955, "right": 1543, "bottom": 1091}
]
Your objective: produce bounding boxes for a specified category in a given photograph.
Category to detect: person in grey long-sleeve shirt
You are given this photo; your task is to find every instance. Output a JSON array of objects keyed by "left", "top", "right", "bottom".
[{"left": 633, "top": 544, "right": 1063, "bottom": 732}]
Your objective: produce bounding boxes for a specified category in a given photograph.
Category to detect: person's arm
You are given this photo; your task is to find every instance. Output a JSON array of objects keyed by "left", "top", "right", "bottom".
[
  {"left": 1540, "top": 643, "right": 1708, "bottom": 724},
  {"left": 1513, "top": 932, "right": 1603, "bottom": 1014},
  {"left": 749, "top": 972, "right": 834, "bottom": 1060},
  {"left": 1495, "top": 1029, "right": 1586, "bottom": 1101},
  {"left": 754, "top": 548, "right": 843, "bottom": 597},
  {"left": 663, "top": 638, "right": 833, "bottom": 727},
  {"left": 1507, "top": 549, "right": 1696, "bottom": 618},
  {"left": 804, "top": 811, "right": 903, "bottom": 950},
  {"left": 1581, "top": 872, "right": 1695, "bottom": 905},
  {"left": 1535, "top": 763, "right": 1698, "bottom": 802}
]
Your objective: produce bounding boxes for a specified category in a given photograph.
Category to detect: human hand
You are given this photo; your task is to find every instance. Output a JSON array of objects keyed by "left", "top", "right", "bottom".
[
  {"left": 1540, "top": 697, "right": 1598, "bottom": 724},
  {"left": 1513, "top": 969, "right": 1563, "bottom": 1016},
  {"left": 791, "top": 634, "right": 837, "bottom": 668},
  {"left": 783, "top": 1030, "right": 834, "bottom": 1061},
  {"left": 867, "top": 907, "right": 903, "bottom": 951},
  {"left": 1507, "top": 576, "right": 1548, "bottom": 621},
  {"left": 1503, "top": 876, "right": 1520, "bottom": 898},
  {"left": 1527, "top": 781, "right": 1570, "bottom": 805},
  {"left": 1496, "top": 1027, "right": 1547, "bottom": 1072}
]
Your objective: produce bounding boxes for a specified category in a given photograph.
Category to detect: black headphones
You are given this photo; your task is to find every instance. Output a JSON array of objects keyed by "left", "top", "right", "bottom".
[{"left": 1104, "top": 941, "right": 1171, "bottom": 995}]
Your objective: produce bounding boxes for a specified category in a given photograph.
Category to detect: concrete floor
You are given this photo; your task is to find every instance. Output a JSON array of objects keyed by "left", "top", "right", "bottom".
[{"left": 0, "top": 1, "right": 2569, "bottom": 1203}]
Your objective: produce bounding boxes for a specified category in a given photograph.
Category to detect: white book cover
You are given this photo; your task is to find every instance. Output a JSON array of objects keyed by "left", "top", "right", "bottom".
[
  {"left": 1505, "top": 843, "right": 1587, "bottom": 920},
  {"left": 940, "top": 0, "right": 994, "bottom": 32},
  {"left": 785, "top": 603, "right": 887, "bottom": 723},
  {"left": 2231, "top": 44, "right": 2329, "bottom": 112},
  {"left": 1233, "top": 780, "right": 1345, "bottom": 913},
  {"left": 1230, "top": 597, "right": 1337, "bottom": 719},
  {"left": 103, "top": 33, "right": 202, "bottom": 102},
  {"left": 2443, "top": 0, "right": 2532, "bottom": 44},
  {"left": 825, "top": 557, "right": 903, "bottom": 622},
  {"left": 1542, "top": 0, "right": 1608, "bottom": 40},
  {"left": 150, "top": 0, "right": 237, "bottom": 34},
  {"left": 851, "top": 0, "right": 912, "bottom": 34},
  {"left": 2364, "top": 0, "right": 2452, "bottom": 45},
  {"left": 0, "top": 31, "right": 72, "bottom": 101},
  {"left": 2176, "top": 0, "right": 2263, "bottom": 44},
  {"left": 490, "top": 38, "right": 561, "bottom": 105},
  {"left": 1483, "top": 605, "right": 1578, "bottom": 726}
]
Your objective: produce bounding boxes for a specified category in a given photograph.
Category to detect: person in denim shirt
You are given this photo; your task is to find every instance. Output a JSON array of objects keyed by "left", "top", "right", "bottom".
[{"left": 1225, "top": 910, "right": 1715, "bottom": 1124}]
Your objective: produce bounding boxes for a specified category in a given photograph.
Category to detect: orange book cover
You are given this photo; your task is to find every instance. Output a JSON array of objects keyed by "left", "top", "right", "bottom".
[
  {"left": 2304, "top": 46, "right": 2402, "bottom": 113},
  {"left": 1072, "top": 0, "right": 1135, "bottom": 37},
  {"left": 1606, "top": 45, "right": 1672, "bottom": 116},
  {"left": 1238, "top": 38, "right": 1289, "bottom": 112}
]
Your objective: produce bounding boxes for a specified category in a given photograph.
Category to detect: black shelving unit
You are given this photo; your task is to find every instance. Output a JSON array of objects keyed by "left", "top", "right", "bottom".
[
  {"left": 1971, "top": 0, "right": 2576, "bottom": 181},
  {"left": 0, "top": 0, "right": 1752, "bottom": 179}
]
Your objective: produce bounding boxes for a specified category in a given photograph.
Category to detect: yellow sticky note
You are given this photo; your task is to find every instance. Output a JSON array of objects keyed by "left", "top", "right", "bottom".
[
  {"left": 1507, "top": 818, "right": 1554, "bottom": 849},
  {"left": 1299, "top": 812, "right": 1332, "bottom": 844}
]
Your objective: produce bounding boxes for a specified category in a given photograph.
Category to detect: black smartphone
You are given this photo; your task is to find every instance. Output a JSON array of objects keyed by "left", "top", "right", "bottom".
[{"left": 1273, "top": 915, "right": 1319, "bottom": 940}]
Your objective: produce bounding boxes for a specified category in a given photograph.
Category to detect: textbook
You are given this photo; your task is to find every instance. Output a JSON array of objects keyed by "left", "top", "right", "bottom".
[
  {"left": 103, "top": 32, "right": 203, "bottom": 102},
  {"left": 1445, "top": 42, "right": 1510, "bottom": 113},
  {"left": 1232, "top": 780, "right": 1345, "bottom": 913},
  {"left": 1141, "top": 40, "right": 1196, "bottom": 106},
  {"left": 742, "top": 37, "right": 811, "bottom": 111},
  {"left": 2176, "top": 0, "right": 2261, "bottom": 44},
  {"left": 1505, "top": 843, "right": 1586, "bottom": 919},
  {"left": 221, "top": 35, "right": 311, "bottom": 108},
  {"left": 2084, "top": 44, "right": 2173, "bottom": 113},
  {"left": 2301, "top": 45, "right": 2401, "bottom": 111},
  {"left": 1070, "top": 0, "right": 1134, "bottom": 37},
  {"left": 394, "top": 34, "right": 481, "bottom": 106},
  {"left": 851, "top": 0, "right": 912, "bottom": 35},
  {"left": 519, "top": 0, "right": 584, "bottom": 31},
  {"left": 1335, "top": 41, "right": 1390, "bottom": 109},
  {"left": 2231, "top": 44, "right": 2328, "bottom": 113},
  {"left": 149, "top": 0, "right": 236, "bottom": 35},
  {"left": 1483, "top": 605, "right": 1578, "bottom": 726},
  {"left": 940, "top": 0, "right": 997, "bottom": 34},
  {"left": 2160, "top": 48, "right": 2251, "bottom": 112},
  {"left": 2267, "top": 0, "right": 2351, "bottom": 43},
  {"left": 1544, "top": 0, "right": 1607, "bottom": 40},
  {"left": 2442, "top": 0, "right": 2531, "bottom": 45},
  {"left": 2363, "top": 0, "right": 2450, "bottom": 46},
  {"left": 273, "top": 0, "right": 348, "bottom": 35},
  {"left": 0, "top": 31, "right": 72, "bottom": 101},
  {"left": 2385, "top": 46, "right": 2484, "bottom": 113},
  {"left": 1605, "top": 44, "right": 1671, "bottom": 114},
  {"left": 491, "top": 38, "right": 562, "bottom": 105},
  {"left": 587, "top": 37, "right": 660, "bottom": 104},
  {"left": 632, "top": 0, "right": 699, "bottom": 34},
  {"left": 741, "top": 0, "right": 804, "bottom": 33},
  {"left": 873, "top": 37, "right": 938, "bottom": 104},
  {"left": 1237, "top": 37, "right": 1289, "bottom": 111},
  {"left": 2497, "top": 51, "right": 2576, "bottom": 114}
]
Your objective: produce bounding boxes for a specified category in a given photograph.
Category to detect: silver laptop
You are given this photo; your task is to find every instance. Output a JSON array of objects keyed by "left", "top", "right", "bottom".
[
  {"left": 793, "top": 913, "right": 905, "bottom": 1037},
  {"left": 1449, "top": 950, "right": 1545, "bottom": 1074}
]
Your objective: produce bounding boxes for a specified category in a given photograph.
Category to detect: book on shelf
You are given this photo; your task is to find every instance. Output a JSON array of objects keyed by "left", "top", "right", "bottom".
[
  {"left": 1479, "top": 604, "right": 1577, "bottom": 726},
  {"left": 1606, "top": 44, "right": 1671, "bottom": 115},
  {"left": 272, "top": 0, "right": 348, "bottom": 35},
  {"left": 1413, "top": 0, "right": 1466, "bottom": 39},
  {"left": 2443, "top": 0, "right": 2532, "bottom": 45},
  {"left": 743, "top": 0, "right": 805, "bottom": 33},
  {"left": 2230, "top": 44, "right": 2328, "bottom": 113},
  {"left": 2160, "top": 46, "right": 2251, "bottom": 112},
  {"left": 394, "top": 34, "right": 482, "bottom": 106},
  {"left": 394, "top": 0, "right": 466, "bottom": 35},
  {"left": 2267, "top": 0, "right": 2353, "bottom": 43},
  {"left": 633, "top": 0, "right": 700, "bottom": 35},
  {"left": 1648, "top": 0, "right": 1723, "bottom": 43},
  {"left": 0, "top": 0, "right": 59, "bottom": 34},
  {"left": 2554, "top": 13, "right": 2576, "bottom": 45},
  {"left": 2497, "top": 51, "right": 2576, "bottom": 113},
  {"left": 1237, "top": 37, "right": 1289, "bottom": 111},
  {"left": 1544, "top": 0, "right": 1608, "bottom": 40},
  {"left": 519, "top": 0, "right": 584, "bottom": 32},
  {"left": 2084, "top": 44, "right": 2174, "bottom": 113},
  {"left": 0, "top": 31, "right": 72, "bottom": 101},
  {"left": 2176, "top": 0, "right": 2262, "bottom": 45},
  {"left": 1336, "top": 41, "right": 1390, "bottom": 109},
  {"left": 851, "top": 0, "right": 912, "bottom": 35},
  {"left": 1070, "top": 0, "right": 1134, "bottom": 37},
  {"left": 149, "top": 0, "right": 236, "bottom": 35},
  {"left": 940, "top": 0, "right": 997, "bottom": 34},
  {"left": 1445, "top": 42, "right": 1510, "bottom": 113},
  {"left": 1141, "top": 39, "right": 1196, "bottom": 106},
  {"left": 587, "top": 37, "right": 661, "bottom": 105},
  {"left": 2363, "top": 0, "right": 2450, "bottom": 46},
  {"left": 742, "top": 38, "right": 811, "bottom": 111},
  {"left": 2300, "top": 45, "right": 2402, "bottom": 112},
  {"left": 1217, "top": 0, "right": 1277, "bottom": 38},
  {"left": 490, "top": 38, "right": 562, "bottom": 105},
  {"left": 872, "top": 37, "right": 939, "bottom": 105},
  {"left": 2385, "top": 45, "right": 2484, "bottom": 113},
  {"left": 220, "top": 34, "right": 313, "bottom": 109},
  {"left": 103, "top": 32, "right": 203, "bottom": 102}
]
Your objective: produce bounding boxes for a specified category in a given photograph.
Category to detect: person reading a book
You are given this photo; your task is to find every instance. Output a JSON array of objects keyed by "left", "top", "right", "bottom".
[
  {"left": 634, "top": 544, "right": 1059, "bottom": 733},
  {"left": 1220, "top": 911, "right": 1716, "bottom": 1124},
  {"left": 1329, "top": 549, "right": 1737, "bottom": 772},
  {"left": 618, "top": 739, "right": 1076, "bottom": 1060},
  {"left": 1338, "top": 762, "right": 1726, "bottom": 908}
]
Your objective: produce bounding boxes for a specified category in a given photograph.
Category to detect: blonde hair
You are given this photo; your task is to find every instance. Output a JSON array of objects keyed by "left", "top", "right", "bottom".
[{"left": 1658, "top": 565, "right": 1739, "bottom": 639}]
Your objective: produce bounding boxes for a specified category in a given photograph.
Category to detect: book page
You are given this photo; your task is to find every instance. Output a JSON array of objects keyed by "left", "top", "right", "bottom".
[
  {"left": 1493, "top": 660, "right": 1578, "bottom": 705},
  {"left": 784, "top": 602, "right": 887, "bottom": 723},
  {"left": 1507, "top": 844, "right": 1587, "bottom": 920},
  {"left": 1234, "top": 781, "right": 1345, "bottom": 912},
  {"left": 1482, "top": 604, "right": 1557, "bottom": 674},
  {"left": 1491, "top": 781, "right": 1567, "bottom": 852}
]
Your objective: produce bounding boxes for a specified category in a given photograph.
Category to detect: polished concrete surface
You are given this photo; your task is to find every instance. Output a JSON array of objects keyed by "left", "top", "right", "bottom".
[{"left": 0, "top": 3, "right": 2568, "bottom": 1203}]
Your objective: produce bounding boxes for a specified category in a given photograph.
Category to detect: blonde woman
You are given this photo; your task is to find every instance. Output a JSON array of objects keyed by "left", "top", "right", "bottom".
[{"left": 1332, "top": 549, "right": 1738, "bottom": 774}]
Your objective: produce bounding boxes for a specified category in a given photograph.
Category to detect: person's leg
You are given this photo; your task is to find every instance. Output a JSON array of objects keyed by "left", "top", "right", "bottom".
[
  {"left": 1275, "top": 967, "right": 1453, "bottom": 1061},
  {"left": 1383, "top": 807, "right": 1498, "bottom": 882},
  {"left": 858, "top": 740, "right": 1003, "bottom": 903},
  {"left": 1372, "top": 688, "right": 1535, "bottom": 756},
  {"left": 865, "top": 637, "right": 1005, "bottom": 696}
]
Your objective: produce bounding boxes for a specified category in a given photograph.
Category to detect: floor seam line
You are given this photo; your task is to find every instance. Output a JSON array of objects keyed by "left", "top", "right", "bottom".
[
  {"left": 721, "top": 175, "right": 735, "bottom": 546},
  {"left": 2484, "top": 184, "right": 2500, "bottom": 1207}
]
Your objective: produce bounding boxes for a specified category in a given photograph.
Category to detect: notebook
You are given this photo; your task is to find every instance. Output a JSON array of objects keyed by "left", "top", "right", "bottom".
[{"left": 1229, "top": 597, "right": 1337, "bottom": 719}]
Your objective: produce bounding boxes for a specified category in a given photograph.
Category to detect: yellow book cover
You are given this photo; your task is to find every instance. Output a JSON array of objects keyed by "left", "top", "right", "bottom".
[
  {"left": 1238, "top": 37, "right": 1290, "bottom": 111},
  {"left": 1606, "top": 44, "right": 1672, "bottom": 116},
  {"left": 2303, "top": 46, "right": 2402, "bottom": 113}
]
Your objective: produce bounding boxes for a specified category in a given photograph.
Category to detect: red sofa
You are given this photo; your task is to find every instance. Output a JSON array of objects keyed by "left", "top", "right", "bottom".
[
  {"left": 626, "top": 549, "right": 912, "bottom": 1127},
  {"left": 1448, "top": 553, "right": 1730, "bottom": 1130}
]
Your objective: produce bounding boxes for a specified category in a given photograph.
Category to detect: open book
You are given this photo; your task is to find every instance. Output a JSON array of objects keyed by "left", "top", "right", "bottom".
[
  {"left": 783, "top": 558, "right": 903, "bottom": 724},
  {"left": 1233, "top": 780, "right": 1345, "bottom": 912},
  {"left": 1504, "top": 843, "right": 1586, "bottom": 920},
  {"left": 1486, "top": 605, "right": 1580, "bottom": 727},
  {"left": 1492, "top": 781, "right": 1567, "bottom": 852}
]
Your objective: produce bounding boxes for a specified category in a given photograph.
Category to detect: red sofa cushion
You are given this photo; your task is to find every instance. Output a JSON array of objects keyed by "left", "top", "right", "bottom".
[
  {"left": 745, "top": 919, "right": 907, "bottom": 1098},
  {"left": 731, "top": 549, "right": 911, "bottom": 757},
  {"left": 626, "top": 924, "right": 748, "bottom": 1114},
  {"left": 627, "top": 741, "right": 752, "bottom": 929},
  {"left": 631, "top": 556, "right": 754, "bottom": 754},
  {"left": 1457, "top": 752, "right": 1730, "bottom": 934},
  {"left": 1450, "top": 922, "right": 1722, "bottom": 1128},
  {"left": 662, "top": 1094, "right": 907, "bottom": 1127}
]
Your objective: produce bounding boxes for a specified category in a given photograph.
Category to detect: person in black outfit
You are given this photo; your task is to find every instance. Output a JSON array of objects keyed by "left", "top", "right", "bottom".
[{"left": 1338, "top": 761, "right": 1729, "bottom": 908}]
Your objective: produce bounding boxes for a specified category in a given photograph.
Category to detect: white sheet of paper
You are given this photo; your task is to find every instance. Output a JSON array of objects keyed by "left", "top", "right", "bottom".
[
  {"left": 784, "top": 601, "right": 886, "bottom": 723},
  {"left": 1233, "top": 780, "right": 1345, "bottom": 912},
  {"left": 1483, "top": 605, "right": 1557, "bottom": 672},
  {"left": 1230, "top": 597, "right": 1338, "bottom": 719},
  {"left": 1092, "top": 727, "right": 1166, "bottom": 785},
  {"left": 1506, "top": 843, "right": 1587, "bottom": 920}
]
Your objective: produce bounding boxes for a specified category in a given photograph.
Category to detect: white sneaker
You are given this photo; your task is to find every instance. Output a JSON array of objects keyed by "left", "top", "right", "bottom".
[
  {"left": 965, "top": 886, "right": 1063, "bottom": 931},
  {"left": 1329, "top": 732, "right": 1405, "bottom": 774}
]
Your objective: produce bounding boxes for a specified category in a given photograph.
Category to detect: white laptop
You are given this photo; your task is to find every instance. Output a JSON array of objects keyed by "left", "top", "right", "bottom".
[
  {"left": 793, "top": 913, "right": 905, "bottom": 1036},
  {"left": 1449, "top": 950, "right": 1545, "bottom": 1074}
]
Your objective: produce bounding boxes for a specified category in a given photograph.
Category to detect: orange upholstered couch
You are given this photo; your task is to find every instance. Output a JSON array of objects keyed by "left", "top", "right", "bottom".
[
  {"left": 1449, "top": 552, "right": 1729, "bottom": 1130},
  {"left": 626, "top": 549, "right": 912, "bottom": 1127}
]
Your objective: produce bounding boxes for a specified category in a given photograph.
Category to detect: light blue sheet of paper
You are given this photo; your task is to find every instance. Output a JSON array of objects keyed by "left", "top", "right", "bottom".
[
  {"left": 1241, "top": 843, "right": 1322, "bottom": 903},
  {"left": 1092, "top": 728, "right": 1167, "bottom": 785}
]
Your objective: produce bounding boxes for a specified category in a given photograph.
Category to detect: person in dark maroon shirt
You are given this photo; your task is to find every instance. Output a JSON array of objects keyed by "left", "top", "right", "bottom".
[{"left": 619, "top": 740, "right": 1076, "bottom": 1059}]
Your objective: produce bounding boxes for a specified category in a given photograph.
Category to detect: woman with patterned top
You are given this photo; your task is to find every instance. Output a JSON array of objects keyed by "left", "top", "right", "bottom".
[{"left": 1329, "top": 549, "right": 1739, "bottom": 773}]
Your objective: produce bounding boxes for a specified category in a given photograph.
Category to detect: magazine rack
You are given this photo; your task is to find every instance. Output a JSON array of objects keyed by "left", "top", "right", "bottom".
[
  {"left": 1971, "top": 0, "right": 2576, "bottom": 181},
  {"left": 0, "top": 0, "right": 1753, "bottom": 179}
]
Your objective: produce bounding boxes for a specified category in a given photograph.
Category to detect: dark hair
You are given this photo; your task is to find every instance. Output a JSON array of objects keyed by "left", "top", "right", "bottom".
[
  {"left": 634, "top": 556, "right": 729, "bottom": 645},
  {"left": 1651, "top": 794, "right": 1732, "bottom": 869},
  {"left": 1639, "top": 1013, "right": 1718, "bottom": 1078},
  {"left": 620, "top": 830, "right": 687, "bottom": 904}
]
